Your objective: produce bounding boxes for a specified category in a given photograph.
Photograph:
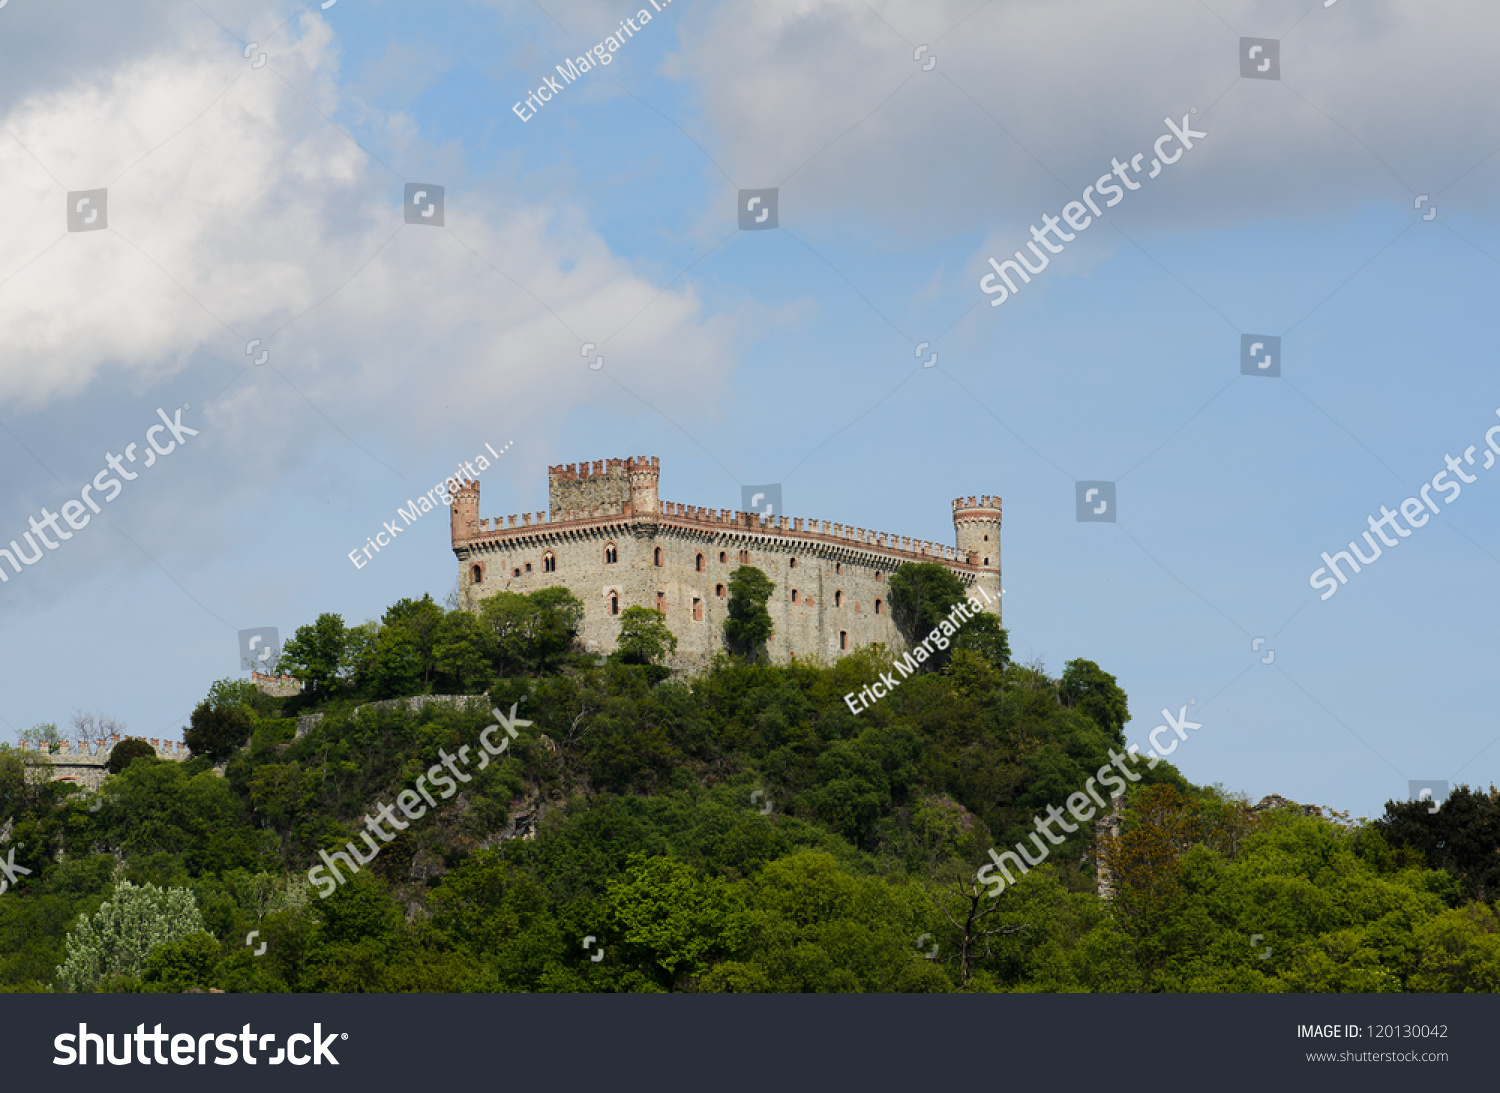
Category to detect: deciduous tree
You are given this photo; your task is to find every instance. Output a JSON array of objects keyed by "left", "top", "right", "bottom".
[
  {"left": 615, "top": 605, "right": 679, "bottom": 667},
  {"left": 56, "top": 880, "right": 207, "bottom": 991},
  {"left": 724, "top": 565, "right": 775, "bottom": 660},
  {"left": 106, "top": 738, "right": 156, "bottom": 775}
]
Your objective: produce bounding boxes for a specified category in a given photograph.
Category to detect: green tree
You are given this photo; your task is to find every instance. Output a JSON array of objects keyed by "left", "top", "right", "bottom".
[
  {"left": 183, "top": 684, "right": 254, "bottom": 762},
  {"left": 203, "top": 678, "right": 262, "bottom": 710},
  {"left": 0, "top": 744, "right": 55, "bottom": 817},
  {"left": 952, "top": 612, "right": 1010, "bottom": 669},
  {"left": 277, "top": 613, "right": 351, "bottom": 693},
  {"left": 432, "top": 609, "right": 495, "bottom": 692},
  {"left": 1058, "top": 658, "right": 1130, "bottom": 740},
  {"left": 102, "top": 760, "right": 266, "bottom": 876},
  {"left": 1408, "top": 903, "right": 1500, "bottom": 992},
  {"left": 887, "top": 562, "right": 967, "bottom": 637},
  {"left": 732, "top": 852, "right": 951, "bottom": 992},
  {"left": 1374, "top": 785, "right": 1500, "bottom": 904},
  {"left": 604, "top": 855, "right": 748, "bottom": 989},
  {"left": 479, "top": 588, "right": 584, "bottom": 673},
  {"left": 887, "top": 562, "right": 974, "bottom": 672},
  {"left": 724, "top": 565, "right": 775, "bottom": 660},
  {"left": 528, "top": 587, "right": 586, "bottom": 669},
  {"left": 383, "top": 596, "right": 446, "bottom": 682},
  {"left": 350, "top": 595, "right": 450, "bottom": 697},
  {"left": 364, "top": 623, "right": 425, "bottom": 699},
  {"left": 141, "top": 931, "right": 223, "bottom": 992},
  {"left": 615, "top": 605, "right": 679, "bottom": 666},
  {"left": 107, "top": 738, "right": 156, "bottom": 775},
  {"left": 56, "top": 880, "right": 207, "bottom": 991}
]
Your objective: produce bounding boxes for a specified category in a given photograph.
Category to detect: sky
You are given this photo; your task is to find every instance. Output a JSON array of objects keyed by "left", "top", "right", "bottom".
[{"left": 1, "top": 0, "right": 1498, "bottom": 820}]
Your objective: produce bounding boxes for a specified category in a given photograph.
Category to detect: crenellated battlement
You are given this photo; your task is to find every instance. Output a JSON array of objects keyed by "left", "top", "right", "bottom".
[
  {"left": 459, "top": 496, "right": 976, "bottom": 565},
  {"left": 953, "top": 495, "right": 1002, "bottom": 513},
  {"left": 652, "top": 502, "right": 974, "bottom": 564},
  {"left": 20, "top": 735, "right": 191, "bottom": 790},
  {"left": 547, "top": 457, "right": 628, "bottom": 482},
  {"left": 18, "top": 735, "right": 190, "bottom": 760}
]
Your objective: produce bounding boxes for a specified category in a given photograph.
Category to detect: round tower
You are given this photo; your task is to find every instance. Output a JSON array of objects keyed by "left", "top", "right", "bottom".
[
  {"left": 952, "top": 495, "right": 1002, "bottom": 613},
  {"left": 451, "top": 479, "right": 480, "bottom": 543},
  {"left": 626, "top": 456, "right": 660, "bottom": 516}
]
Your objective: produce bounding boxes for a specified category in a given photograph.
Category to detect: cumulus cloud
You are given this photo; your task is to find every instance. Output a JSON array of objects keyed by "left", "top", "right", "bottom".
[{"left": 0, "top": 7, "right": 734, "bottom": 437}]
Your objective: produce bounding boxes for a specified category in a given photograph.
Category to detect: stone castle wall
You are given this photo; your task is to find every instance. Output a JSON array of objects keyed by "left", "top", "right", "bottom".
[
  {"left": 452, "top": 457, "right": 1003, "bottom": 669},
  {"left": 19, "top": 736, "right": 189, "bottom": 791}
]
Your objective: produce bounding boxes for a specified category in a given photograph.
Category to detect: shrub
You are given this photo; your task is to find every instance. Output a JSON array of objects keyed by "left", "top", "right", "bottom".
[
  {"left": 184, "top": 700, "right": 253, "bottom": 762},
  {"left": 107, "top": 738, "right": 156, "bottom": 775}
]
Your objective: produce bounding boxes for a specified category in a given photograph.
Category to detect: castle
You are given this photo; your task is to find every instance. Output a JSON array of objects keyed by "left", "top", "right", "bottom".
[
  {"left": 19, "top": 737, "right": 190, "bottom": 791},
  {"left": 450, "top": 457, "right": 1002, "bottom": 667}
]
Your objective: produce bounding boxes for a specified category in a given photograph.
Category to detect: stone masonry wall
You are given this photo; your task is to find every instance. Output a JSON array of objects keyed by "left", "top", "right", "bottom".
[
  {"left": 548, "top": 458, "right": 634, "bottom": 521},
  {"left": 19, "top": 737, "right": 190, "bottom": 791}
]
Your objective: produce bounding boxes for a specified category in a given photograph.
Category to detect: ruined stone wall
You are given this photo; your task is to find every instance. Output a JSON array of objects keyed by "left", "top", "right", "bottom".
[{"left": 19, "top": 737, "right": 190, "bottom": 791}]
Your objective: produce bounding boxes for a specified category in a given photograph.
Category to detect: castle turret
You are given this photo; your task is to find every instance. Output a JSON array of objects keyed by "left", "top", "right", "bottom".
[
  {"left": 626, "top": 456, "right": 660, "bottom": 516},
  {"left": 953, "top": 495, "right": 1002, "bottom": 613},
  {"left": 451, "top": 480, "right": 479, "bottom": 544}
]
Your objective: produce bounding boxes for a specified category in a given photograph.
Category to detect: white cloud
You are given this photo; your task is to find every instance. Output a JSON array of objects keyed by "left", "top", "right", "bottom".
[
  {"left": 672, "top": 0, "right": 1500, "bottom": 243},
  {"left": 0, "top": 9, "right": 735, "bottom": 446}
]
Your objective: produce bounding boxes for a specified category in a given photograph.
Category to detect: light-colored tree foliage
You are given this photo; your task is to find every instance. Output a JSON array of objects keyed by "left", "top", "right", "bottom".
[
  {"left": 19, "top": 723, "right": 62, "bottom": 752},
  {"left": 56, "top": 880, "right": 207, "bottom": 992}
]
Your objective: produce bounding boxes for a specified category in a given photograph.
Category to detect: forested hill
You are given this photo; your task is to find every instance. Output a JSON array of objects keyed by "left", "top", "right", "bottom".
[{"left": 3, "top": 574, "right": 1498, "bottom": 993}]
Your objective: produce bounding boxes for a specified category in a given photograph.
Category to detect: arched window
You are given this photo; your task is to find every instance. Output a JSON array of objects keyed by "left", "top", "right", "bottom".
[
  {"left": 834, "top": 590, "right": 842, "bottom": 607},
  {"left": 984, "top": 534, "right": 989, "bottom": 542},
  {"left": 719, "top": 551, "right": 727, "bottom": 564},
  {"left": 715, "top": 584, "right": 725, "bottom": 597},
  {"left": 604, "top": 543, "right": 618, "bottom": 564},
  {"left": 983, "top": 557, "right": 989, "bottom": 566},
  {"left": 609, "top": 592, "right": 619, "bottom": 616},
  {"left": 512, "top": 567, "right": 521, "bottom": 577},
  {"left": 875, "top": 598, "right": 883, "bottom": 615},
  {"left": 839, "top": 630, "right": 848, "bottom": 650},
  {"left": 835, "top": 562, "right": 842, "bottom": 575},
  {"left": 471, "top": 564, "right": 482, "bottom": 584},
  {"left": 791, "top": 589, "right": 799, "bottom": 604},
  {"left": 543, "top": 551, "right": 556, "bottom": 572},
  {"left": 654, "top": 547, "right": 663, "bottom": 567},
  {"left": 789, "top": 557, "right": 797, "bottom": 569},
  {"left": 696, "top": 553, "right": 705, "bottom": 572},
  {"left": 875, "top": 570, "right": 883, "bottom": 582},
  {"left": 739, "top": 549, "right": 750, "bottom": 563}
]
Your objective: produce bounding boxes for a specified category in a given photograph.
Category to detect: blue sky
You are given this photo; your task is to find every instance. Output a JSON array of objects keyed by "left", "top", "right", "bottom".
[{"left": 1, "top": 0, "right": 1498, "bottom": 819}]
